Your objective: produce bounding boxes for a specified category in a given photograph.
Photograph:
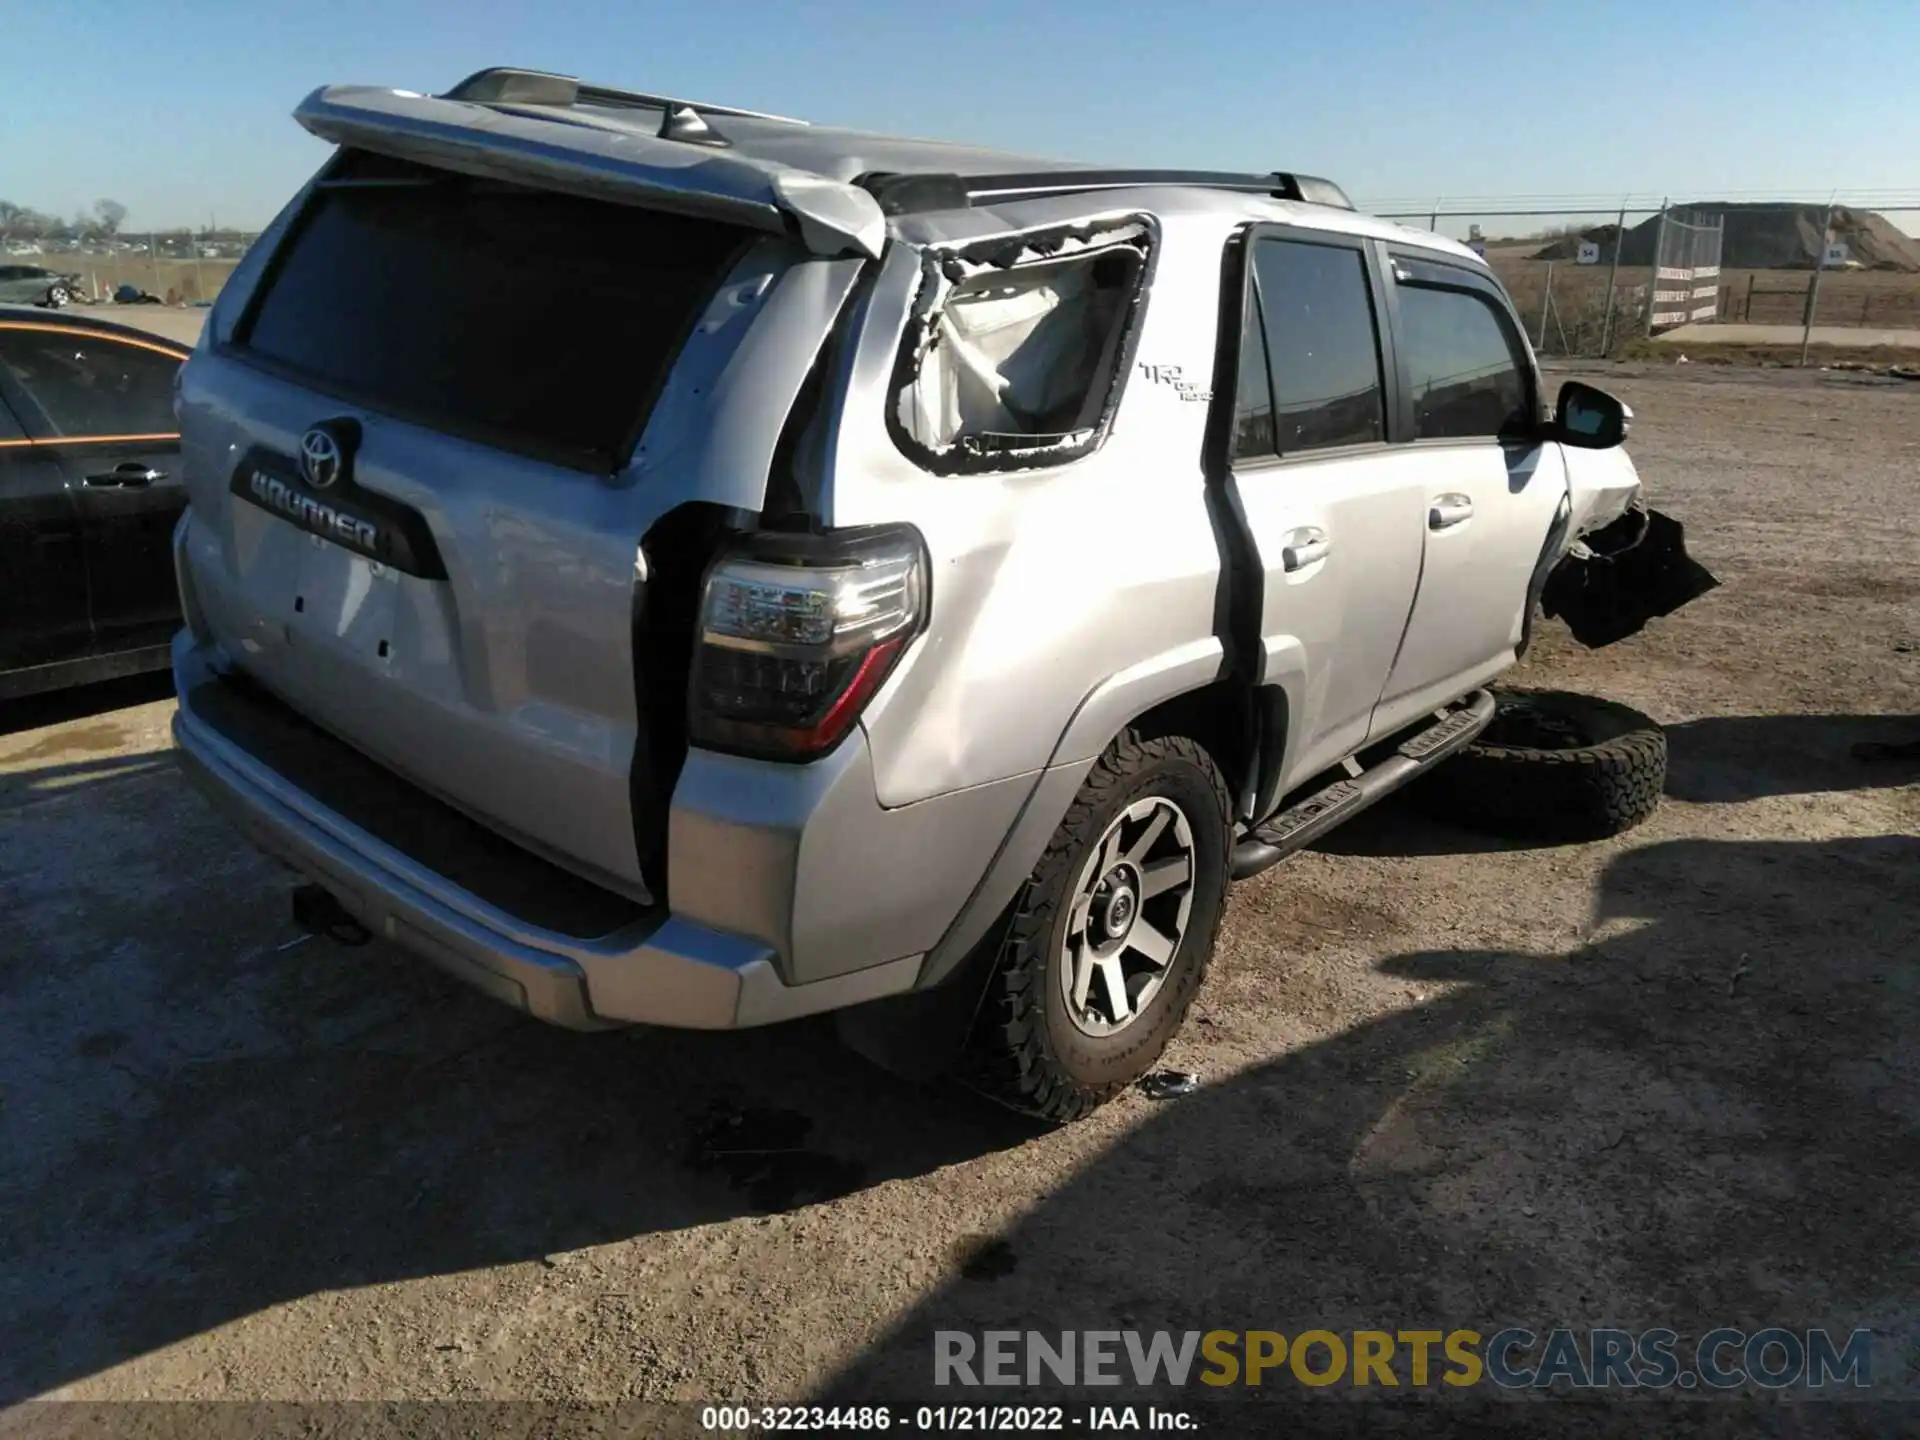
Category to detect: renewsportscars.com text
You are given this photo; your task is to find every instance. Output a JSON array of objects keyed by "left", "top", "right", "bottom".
[{"left": 934, "top": 1327, "right": 1874, "bottom": 1391}]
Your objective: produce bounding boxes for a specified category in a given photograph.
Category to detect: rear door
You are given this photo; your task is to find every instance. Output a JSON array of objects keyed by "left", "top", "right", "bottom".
[
  {"left": 1367, "top": 254, "right": 1567, "bottom": 734},
  {"left": 1222, "top": 226, "right": 1427, "bottom": 813},
  {"left": 176, "top": 149, "right": 855, "bottom": 901},
  {"left": 0, "top": 322, "right": 188, "bottom": 651},
  {"left": 0, "top": 387, "right": 92, "bottom": 677}
]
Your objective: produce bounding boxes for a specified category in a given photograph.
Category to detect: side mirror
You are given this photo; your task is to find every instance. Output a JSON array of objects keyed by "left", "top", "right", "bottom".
[{"left": 1552, "top": 380, "right": 1630, "bottom": 449}]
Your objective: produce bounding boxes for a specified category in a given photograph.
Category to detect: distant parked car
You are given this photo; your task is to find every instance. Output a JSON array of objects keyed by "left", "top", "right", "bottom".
[
  {"left": 0, "top": 305, "right": 190, "bottom": 699},
  {"left": 0, "top": 265, "right": 82, "bottom": 308}
]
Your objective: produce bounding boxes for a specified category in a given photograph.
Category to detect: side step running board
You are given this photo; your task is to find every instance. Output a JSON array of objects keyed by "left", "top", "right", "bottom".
[{"left": 1229, "top": 688, "right": 1497, "bottom": 881}]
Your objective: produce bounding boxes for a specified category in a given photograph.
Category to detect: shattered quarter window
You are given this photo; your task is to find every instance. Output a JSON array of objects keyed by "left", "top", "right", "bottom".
[{"left": 890, "top": 220, "right": 1152, "bottom": 473}]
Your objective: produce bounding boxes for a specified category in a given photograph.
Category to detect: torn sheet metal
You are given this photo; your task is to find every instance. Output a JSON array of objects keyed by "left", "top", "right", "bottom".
[{"left": 1542, "top": 504, "right": 1720, "bottom": 648}]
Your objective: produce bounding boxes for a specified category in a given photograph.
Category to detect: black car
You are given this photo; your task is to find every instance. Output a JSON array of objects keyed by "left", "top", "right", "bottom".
[{"left": 0, "top": 305, "right": 190, "bottom": 699}]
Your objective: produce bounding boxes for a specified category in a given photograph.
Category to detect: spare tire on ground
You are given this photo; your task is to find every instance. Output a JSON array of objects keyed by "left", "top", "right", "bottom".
[{"left": 1413, "top": 689, "right": 1666, "bottom": 842}]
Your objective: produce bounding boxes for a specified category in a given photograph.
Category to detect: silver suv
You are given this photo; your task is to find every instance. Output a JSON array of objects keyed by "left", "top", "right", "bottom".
[{"left": 171, "top": 68, "right": 1710, "bottom": 1121}]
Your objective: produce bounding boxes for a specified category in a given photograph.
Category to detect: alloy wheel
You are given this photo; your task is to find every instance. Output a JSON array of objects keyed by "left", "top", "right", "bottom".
[{"left": 1058, "top": 796, "right": 1196, "bottom": 1037}]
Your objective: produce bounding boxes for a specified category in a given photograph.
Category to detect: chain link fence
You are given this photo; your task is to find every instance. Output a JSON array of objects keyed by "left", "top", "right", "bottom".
[
  {"left": 21, "top": 194, "right": 1920, "bottom": 363},
  {"left": 1379, "top": 197, "right": 1920, "bottom": 361},
  {"left": 1, "top": 232, "right": 261, "bottom": 305}
]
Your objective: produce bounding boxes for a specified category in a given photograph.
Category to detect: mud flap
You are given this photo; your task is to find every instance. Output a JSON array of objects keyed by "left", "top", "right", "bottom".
[
  {"left": 832, "top": 914, "right": 1009, "bottom": 1083},
  {"left": 1541, "top": 505, "right": 1719, "bottom": 648}
]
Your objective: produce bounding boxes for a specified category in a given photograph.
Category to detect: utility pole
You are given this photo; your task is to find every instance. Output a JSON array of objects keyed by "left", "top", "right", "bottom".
[
  {"left": 1538, "top": 262, "right": 1554, "bottom": 351},
  {"left": 1599, "top": 200, "right": 1627, "bottom": 356},
  {"left": 1799, "top": 197, "right": 1837, "bottom": 368}
]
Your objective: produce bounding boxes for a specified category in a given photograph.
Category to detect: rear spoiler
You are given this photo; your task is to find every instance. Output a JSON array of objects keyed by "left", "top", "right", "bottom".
[{"left": 293, "top": 85, "right": 886, "bottom": 259}]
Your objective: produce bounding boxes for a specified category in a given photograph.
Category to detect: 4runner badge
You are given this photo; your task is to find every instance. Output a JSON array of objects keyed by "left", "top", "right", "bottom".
[{"left": 1137, "top": 363, "right": 1211, "bottom": 403}]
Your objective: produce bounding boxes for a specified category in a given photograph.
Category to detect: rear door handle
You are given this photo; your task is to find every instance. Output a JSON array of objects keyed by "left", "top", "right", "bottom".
[
  {"left": 85, "top": 463, "right": 165, "bottom": 488},
  {"left": 1281, "top": 527, "right": 1331, "bottom": 572},
  {"left": 1429, "top": 494, "right": 1474, "bottom": 529}
]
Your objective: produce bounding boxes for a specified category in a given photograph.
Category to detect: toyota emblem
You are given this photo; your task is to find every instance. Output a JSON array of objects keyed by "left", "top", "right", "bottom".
[{"left": 299, "top": 427, "right": 343, "bottom": 489}]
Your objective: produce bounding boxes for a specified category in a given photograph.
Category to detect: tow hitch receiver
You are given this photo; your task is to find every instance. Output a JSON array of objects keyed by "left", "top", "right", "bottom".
[
  {"left": 291, "top": 883, "right": 373, "bottom": 947},
  {"left": 1542, "top": 505, "right": 1720, "bottom": 648}
]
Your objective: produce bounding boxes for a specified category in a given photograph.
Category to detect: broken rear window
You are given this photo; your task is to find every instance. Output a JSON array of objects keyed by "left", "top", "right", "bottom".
[{"left": 890, "top": 220, "right": 1151, "bottom": 472}]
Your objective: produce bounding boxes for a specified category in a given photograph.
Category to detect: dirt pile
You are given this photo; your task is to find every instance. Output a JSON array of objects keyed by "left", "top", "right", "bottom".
[{"left": 1533, "top": 204, "right": 1920, "bottom": 271}]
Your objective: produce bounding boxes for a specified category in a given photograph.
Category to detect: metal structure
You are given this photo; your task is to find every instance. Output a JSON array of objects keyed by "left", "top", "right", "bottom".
[
  {"left": 1647, "top": 207, "right": 1726, "bottom": 334},
  {"left": 1800, "top": 201, "right": 1838, "bottom": 367}
]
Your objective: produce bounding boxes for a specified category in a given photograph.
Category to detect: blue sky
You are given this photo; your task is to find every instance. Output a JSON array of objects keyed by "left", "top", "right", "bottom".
[{"left": 3, "top": 0, "right": 1917, "bottom": 233}]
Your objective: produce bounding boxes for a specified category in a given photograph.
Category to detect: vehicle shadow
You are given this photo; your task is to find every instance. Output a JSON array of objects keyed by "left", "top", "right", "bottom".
[
  {"left": 0, "top": 755, "right": 1040, "bottom": 1403},
  {"left": 1664, "top": 713, "right": 1920, "bottom": 803},
  {"left": 0, "top": 670, "right": 175, "bottom": 739},
  {"left": 1308, "top": 786, "right": 1552, "bottom": 859},
  {"left": 1320, "top": 709, "right": 1920, "bottom": 860},
  {"left": 816, "top": 833, "right": 1920, "bottom": 1433},
  {"left": 0, "top": 751, "right": 177, "bottom": 811}
]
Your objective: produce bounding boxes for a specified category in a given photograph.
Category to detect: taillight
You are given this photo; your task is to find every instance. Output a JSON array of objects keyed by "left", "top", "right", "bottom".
[{"left": 689, "top": 525, "right": 927, "bottom": 761}]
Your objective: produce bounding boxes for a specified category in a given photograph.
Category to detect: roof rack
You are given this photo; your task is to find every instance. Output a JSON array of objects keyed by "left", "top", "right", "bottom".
[
  {"left": 441, "top": 67, "right": 808, "bottom": 125},
  {"left": 858, "top": 169, "right": 1354, "bottom": 216}
]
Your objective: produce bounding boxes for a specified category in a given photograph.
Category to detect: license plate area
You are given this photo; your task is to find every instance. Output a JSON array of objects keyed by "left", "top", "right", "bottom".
[{"left": 291, "top": 533, "right": 402, "bottom": 668}]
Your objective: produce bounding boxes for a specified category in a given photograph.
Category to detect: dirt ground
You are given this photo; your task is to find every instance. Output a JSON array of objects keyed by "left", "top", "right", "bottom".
[
  {"left": 54, "top": 257, "right": 239, "bottom": 307},
  {"left": 2, "top": 364, "right": 1917, "bottom": 1431},
  {"left": 57, "top": 304, "right": 207, "bottom": 349}
]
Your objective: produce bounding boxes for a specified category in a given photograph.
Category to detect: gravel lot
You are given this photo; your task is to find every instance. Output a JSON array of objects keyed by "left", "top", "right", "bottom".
[
  {"left": 2, "top": 364, "right": 1916, "bottom": 1428},
  {"left": 57, "top": 304, "right": 206, "bottom": 349}
]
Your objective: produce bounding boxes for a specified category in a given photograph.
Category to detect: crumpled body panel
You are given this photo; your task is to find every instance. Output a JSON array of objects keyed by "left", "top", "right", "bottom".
[{"left": 1543, "top": 503, "right": 1720, "bottom": 647}]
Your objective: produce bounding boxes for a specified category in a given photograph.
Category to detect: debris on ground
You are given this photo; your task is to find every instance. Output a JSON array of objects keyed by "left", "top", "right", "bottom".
[
  {"left": 1135, "top": 1070, "right": 1200, "bottom": 1100},
  {"left": 683, "top": 1105, "right": 867, "bottom": 1212}
]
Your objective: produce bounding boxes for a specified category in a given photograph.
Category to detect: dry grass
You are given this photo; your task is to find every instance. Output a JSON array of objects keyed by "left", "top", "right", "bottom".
[
  {"left": 53, "top": 256, "right": 240, "bottom": 305},
  {"left": 1491, "top": 257, "right": 1920, "bottom": 357}
]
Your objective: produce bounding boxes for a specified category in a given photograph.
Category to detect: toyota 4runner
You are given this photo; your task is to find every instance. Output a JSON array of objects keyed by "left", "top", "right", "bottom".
[{"left": 170, "top": 68, "right": 1715, "bottom": 1121}]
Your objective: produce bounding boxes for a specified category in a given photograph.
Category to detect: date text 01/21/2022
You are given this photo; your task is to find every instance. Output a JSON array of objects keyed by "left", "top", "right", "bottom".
[{"left": 699, "top": 1404, "right": 1197, "bottom": 1431}]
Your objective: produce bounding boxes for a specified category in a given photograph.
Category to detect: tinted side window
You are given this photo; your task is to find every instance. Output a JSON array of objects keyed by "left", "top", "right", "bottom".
[
  {"left": 1396, "top": 284, "right": 1530, "bottom": 439},
  {"left": 1230, "top": 281, "right": 1276, "bottom": 460},
  {"left": 1242, "top": 238, "right": 1384, "bottom": 457},
  {"left": 0, "top": 329, "right": 181, "bottom": 438}
]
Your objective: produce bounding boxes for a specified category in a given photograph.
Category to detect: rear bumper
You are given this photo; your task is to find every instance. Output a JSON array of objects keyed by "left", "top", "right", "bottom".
[{"left": 171, "top": 632, "right": 925, "bottom": 1029}]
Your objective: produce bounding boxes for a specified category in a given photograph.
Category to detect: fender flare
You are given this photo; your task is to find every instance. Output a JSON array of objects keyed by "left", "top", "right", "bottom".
[
  {"left": 909, "top": 635, "right": 1228, "bottom": 993},
  {"left": 835, "top": 641, "right": 1233, "bottom": 1077}
]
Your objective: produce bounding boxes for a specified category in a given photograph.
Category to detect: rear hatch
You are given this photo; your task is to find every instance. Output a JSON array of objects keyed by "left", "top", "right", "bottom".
[{"left": 178, "top": 141, "right": 858, "bottom": 904}]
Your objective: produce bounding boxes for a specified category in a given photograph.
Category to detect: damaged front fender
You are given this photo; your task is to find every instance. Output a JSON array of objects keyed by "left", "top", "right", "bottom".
[{"left": 1541, "top": 503, "right": 1720, "bottom": 648}]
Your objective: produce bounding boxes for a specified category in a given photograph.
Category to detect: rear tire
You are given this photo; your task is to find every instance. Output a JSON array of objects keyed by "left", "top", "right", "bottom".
[
  {"left": 1415, "top": 688, "right": 1666, "bottom": 841},
  {"left": 964, "top": 731, "right": 1231, "bottom": 1124},
  {"left": 45, "top": 284, "right": 71, "bottom": 308}
]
